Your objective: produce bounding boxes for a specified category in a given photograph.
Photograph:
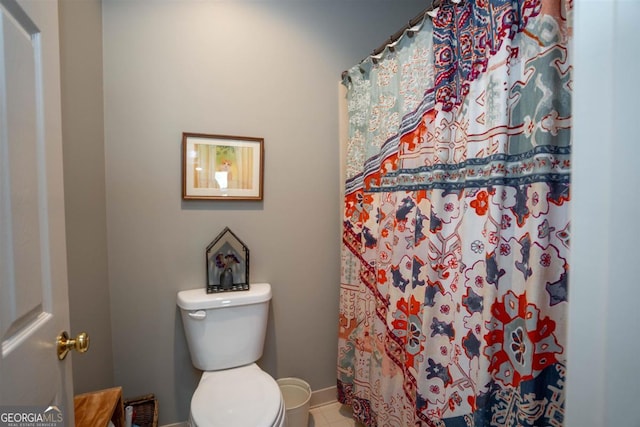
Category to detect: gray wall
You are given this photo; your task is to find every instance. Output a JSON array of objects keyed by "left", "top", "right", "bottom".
[
  {"left": 101, "top": 1, "right": 426, "bottom": 424},
  {"left": 566, "top": 0, "right": 640, "bottom": 426},
  {"left": 59, "top": 0, "right": 114, "bottom": 394}
]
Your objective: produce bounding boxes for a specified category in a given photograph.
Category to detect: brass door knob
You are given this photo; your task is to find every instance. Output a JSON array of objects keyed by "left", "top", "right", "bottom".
[{"left": 56, "top": 331, "right": 89, "bottom": 360}]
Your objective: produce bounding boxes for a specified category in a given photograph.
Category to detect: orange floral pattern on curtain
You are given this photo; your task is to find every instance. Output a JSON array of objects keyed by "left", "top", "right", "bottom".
[{"left": 338, "top": 0, "right": 572, "bottom": 425}]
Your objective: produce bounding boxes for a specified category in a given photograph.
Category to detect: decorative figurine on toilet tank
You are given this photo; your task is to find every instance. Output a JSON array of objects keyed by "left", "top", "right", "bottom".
[{"left": 205, "top": 227, "right": 249, "bottom": 293}]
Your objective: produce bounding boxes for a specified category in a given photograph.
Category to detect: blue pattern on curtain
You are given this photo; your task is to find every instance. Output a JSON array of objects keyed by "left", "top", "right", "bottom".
[{"left": 337, "top": 0, "right": 571, "bottom": 425}]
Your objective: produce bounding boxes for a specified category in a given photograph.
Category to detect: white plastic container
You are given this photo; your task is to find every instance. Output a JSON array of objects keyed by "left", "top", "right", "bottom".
[{"left": 277, "top": 378, "right": 311, "bottom": 427}]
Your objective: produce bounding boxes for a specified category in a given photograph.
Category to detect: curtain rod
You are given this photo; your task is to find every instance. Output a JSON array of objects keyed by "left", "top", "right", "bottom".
[{"left": 341, "top": 0, "right": 441, "bottom": 81}]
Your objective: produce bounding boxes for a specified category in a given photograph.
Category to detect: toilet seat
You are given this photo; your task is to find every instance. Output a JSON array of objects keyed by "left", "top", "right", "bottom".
[{"left": 191, "top": 364, "right": 284, "bottom": 427}]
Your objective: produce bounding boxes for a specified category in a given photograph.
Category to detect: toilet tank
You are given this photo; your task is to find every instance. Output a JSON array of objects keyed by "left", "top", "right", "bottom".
[{"left": 177, "top": 283, "right": 272, "bottom": 371}]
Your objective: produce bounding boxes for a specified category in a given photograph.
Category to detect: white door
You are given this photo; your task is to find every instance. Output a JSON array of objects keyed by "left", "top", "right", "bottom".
[{"left": 0, "top": 0, "right": 74, "bottom": 421}]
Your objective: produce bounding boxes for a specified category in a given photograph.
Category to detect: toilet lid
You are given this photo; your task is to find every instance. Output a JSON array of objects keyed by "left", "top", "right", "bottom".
[{"left": 191, "top": 364, "right": 282, "bottom": 427}]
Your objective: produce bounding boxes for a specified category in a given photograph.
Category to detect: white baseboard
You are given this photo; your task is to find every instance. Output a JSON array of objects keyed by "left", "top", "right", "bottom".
[{"left": 309, "top": 385, "right": 337, "bottom": 409}]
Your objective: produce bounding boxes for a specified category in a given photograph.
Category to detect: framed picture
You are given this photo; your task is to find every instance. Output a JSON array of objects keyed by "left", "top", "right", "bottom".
[
  {"left": 206, "top": 227, "right": 250, "bottom": 293},
  {"left": 182, "top": 132, "right": 264, "bottom": 200}
]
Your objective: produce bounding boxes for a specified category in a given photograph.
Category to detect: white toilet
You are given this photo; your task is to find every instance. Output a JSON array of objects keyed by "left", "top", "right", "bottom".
[{"left": 177, "top": 283, "right": 286, "bottom": 427}]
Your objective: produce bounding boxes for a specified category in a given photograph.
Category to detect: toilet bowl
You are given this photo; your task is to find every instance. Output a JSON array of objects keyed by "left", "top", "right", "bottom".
[
  {"left": 189, "top": 364, "right": 285, "bottom": 427},
  {"left": 177, "top": 283, "right": 284, "bottom": 427}
]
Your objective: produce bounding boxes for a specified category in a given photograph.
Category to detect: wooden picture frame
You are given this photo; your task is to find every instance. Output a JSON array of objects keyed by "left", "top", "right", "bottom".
[{"left": 182, "top": 132, "right": 264, "bottom": 200}]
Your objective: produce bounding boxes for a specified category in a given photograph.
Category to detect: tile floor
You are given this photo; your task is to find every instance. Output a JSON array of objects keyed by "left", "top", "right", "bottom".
[{"left": 309, "top": 402, "right": 365, "bottom": 427}]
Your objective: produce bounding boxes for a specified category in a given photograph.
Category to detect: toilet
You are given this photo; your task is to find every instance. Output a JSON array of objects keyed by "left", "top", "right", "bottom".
[{"left": 177, "top": 283, "right": 285, "bottom": 427}]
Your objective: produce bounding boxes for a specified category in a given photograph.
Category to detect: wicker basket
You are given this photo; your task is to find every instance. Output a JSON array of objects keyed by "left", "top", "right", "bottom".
[{"left": 123, "top": 394, "right": 158, "bottom": 427}]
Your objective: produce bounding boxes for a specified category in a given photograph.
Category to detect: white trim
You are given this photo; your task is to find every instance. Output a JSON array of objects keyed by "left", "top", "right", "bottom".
[{"left": 309, "top": 385, "right": 338, "bottom": 409}]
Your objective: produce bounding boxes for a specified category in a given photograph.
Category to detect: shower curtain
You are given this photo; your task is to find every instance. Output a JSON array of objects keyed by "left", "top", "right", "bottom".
[{"left": 337, "top": 0, "right": 571, "bottom": 425}]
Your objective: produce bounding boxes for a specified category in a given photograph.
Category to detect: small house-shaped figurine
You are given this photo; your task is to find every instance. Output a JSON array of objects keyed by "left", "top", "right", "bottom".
[{"left": 206, "top": 227, "right": 249, "bottom": 293}]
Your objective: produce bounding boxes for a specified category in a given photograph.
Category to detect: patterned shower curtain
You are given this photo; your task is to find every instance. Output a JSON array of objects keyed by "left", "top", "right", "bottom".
[{"left": 337, "top": 0, "right": 571, "bottom": 425}]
